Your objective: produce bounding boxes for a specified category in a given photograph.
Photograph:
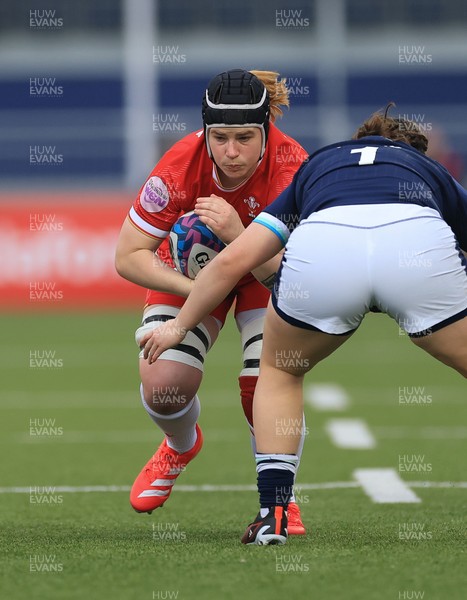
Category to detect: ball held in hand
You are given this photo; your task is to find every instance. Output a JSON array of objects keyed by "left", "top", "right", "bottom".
[{"left": 169, "top": 211, "right": 226, "bottom": 279}]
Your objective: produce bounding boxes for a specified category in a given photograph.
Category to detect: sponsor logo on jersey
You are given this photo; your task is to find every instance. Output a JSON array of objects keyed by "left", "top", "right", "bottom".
[{"left": 140, "top": 176, "right": 170, "bottom": 213}]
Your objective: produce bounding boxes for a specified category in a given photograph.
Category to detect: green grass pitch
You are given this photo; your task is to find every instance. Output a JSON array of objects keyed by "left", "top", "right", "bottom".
[{"left": 1, "top": 310, "right": 466, "bottom": 599}]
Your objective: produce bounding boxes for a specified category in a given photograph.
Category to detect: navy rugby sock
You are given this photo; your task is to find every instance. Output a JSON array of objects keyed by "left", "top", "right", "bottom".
[{"left": 255, "top": 453, "right": 298, "bottom": 511}]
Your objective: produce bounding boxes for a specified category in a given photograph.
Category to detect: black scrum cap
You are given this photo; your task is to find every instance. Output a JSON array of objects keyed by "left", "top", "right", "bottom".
[{"left": 202, "top": 69, "right": 270, "bottom": 159}]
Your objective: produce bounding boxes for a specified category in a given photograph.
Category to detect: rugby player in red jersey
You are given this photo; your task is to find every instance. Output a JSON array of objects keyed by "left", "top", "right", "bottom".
[{"left": 115, "top": 69, "right": 308, "bottom": 533}]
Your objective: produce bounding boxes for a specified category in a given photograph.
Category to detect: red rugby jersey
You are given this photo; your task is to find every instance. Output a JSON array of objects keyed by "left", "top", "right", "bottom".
[{"left": 127, "top": 123, "right": 307, "bottom": 305}]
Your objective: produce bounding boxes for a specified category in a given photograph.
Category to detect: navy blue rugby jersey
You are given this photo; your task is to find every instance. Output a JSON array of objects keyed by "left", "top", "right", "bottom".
[{"left": 254, "top": 135, "right": 467, "bottom": 249}]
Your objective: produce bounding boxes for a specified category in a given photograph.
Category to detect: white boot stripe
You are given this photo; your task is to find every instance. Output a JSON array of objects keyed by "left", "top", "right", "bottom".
[
  {"left": 167, "top": 467, "right": 184, "bottom": 475},
  {"left": 138, "top": 489, "right": 170, "bottom": 498},
  {"left": 151, "top": 479, "right": 175, "bottom": 487}
]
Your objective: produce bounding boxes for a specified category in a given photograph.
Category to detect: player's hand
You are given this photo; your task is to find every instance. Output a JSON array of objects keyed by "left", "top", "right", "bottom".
[
  {"left": 140, "top": 319, "right": 188, "bottom": 364},
  {"left": 194, "top": 194, "right": 245, "bottom": 244}
]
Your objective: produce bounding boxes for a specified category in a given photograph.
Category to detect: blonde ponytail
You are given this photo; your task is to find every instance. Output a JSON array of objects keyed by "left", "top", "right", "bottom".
[{"left": 250, "top": 70, "right": 290, "bottom": 122}]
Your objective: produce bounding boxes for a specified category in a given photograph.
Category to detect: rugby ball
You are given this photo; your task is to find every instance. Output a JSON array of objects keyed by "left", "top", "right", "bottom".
[{"left": 169, "top": 211, "right": 226, "bottom": 279}]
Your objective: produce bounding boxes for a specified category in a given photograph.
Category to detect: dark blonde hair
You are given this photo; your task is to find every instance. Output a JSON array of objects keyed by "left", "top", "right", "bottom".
[
  {"left": 353, "top": 102, "right": 428, "bottom": 154},
  {"left": 250, "top": 70, "right": 290, "bottom": 122}
]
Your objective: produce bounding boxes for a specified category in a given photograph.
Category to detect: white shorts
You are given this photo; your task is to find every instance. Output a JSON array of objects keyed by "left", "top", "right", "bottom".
[{"left": 273, "top": 204, "right": 467, "bottom": 336}]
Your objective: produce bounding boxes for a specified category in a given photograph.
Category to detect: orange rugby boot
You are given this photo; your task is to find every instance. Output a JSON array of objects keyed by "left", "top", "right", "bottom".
[
  {"left": 287, "top": 501, "right": 306, "bottom": 535},
  {"left": 130, "top": 424, "right": 203, "bottom": 513}
]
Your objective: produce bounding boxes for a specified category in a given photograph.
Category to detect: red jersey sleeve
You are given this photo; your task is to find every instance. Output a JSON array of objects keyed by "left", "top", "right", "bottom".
[{"left": 128, "top": 132, "right": 203, "bottom": 240}]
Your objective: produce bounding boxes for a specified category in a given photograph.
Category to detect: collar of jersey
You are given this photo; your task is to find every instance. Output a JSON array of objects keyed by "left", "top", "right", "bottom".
[{"left": 212, "top": 159, "right": 263, "bottom": 192}]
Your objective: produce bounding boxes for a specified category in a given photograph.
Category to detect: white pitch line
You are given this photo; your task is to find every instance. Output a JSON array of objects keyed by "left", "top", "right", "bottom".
[
  {"left": 409, "top": 481, "right": 467, "bottom": 488},
  {"left": 1, "top": 481, "right": 466, "bottom": 495},
  {"left": 326, "top": 418, "right": 376, "bottom": 449},
  {"left": 305, "top": 383, "right": 350, "bottom": 411},
  {"left": 0, "top": 391, "right": 138, "bottom": 409},
  {"left": 354, "top": 468, "right": 421, "bottom": 503},
  {"left": 0, "top": 483, "right": 354, "bottom": 494},
  {"left": 6, "top": 426, "right": 466, "bottom": 445},
  {"left": 7, "top": 429, "right": 242, "bottom": 445},
  {"left": 372, "top": 426, "right": 467, "bottom": 439}
]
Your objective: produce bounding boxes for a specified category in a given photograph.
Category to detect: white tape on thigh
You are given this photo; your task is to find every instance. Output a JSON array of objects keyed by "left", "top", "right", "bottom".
[
  {"left": 238, "top": 315, "right": 264, "bottom": 377},
  {"left": 135, "top": 305, "right": 212, "bottom": 371}
]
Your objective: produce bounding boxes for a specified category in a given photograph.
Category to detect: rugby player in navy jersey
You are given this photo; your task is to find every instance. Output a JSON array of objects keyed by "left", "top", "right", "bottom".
[{"left": 141, "top": 105, "right": 467, "bottom": 545}]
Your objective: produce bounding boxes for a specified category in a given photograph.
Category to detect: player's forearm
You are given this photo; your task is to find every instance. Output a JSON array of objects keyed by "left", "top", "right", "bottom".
[
  {"left": 175, "top": 222, "right": 283, "bottom": 330},
  {"left": 251, "top": 251, "right": 284, "bottom": 290},
  {"left": 225, "top": 220, "right": 284, "bottom": 290},
  {"left": 115, "top": 250, "right": 192, "bottom": 297},
  {"left": 176, "top": 255, "right": 244, "bottom": 330}
]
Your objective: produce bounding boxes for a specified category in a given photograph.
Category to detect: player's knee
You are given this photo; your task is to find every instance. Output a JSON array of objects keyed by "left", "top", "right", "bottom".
[
  {"left": 143, "top": 381, "right": 195, "bottom": 415},
  {"left": 142, "top": 367, "right": 201, "bottom": 415}
]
